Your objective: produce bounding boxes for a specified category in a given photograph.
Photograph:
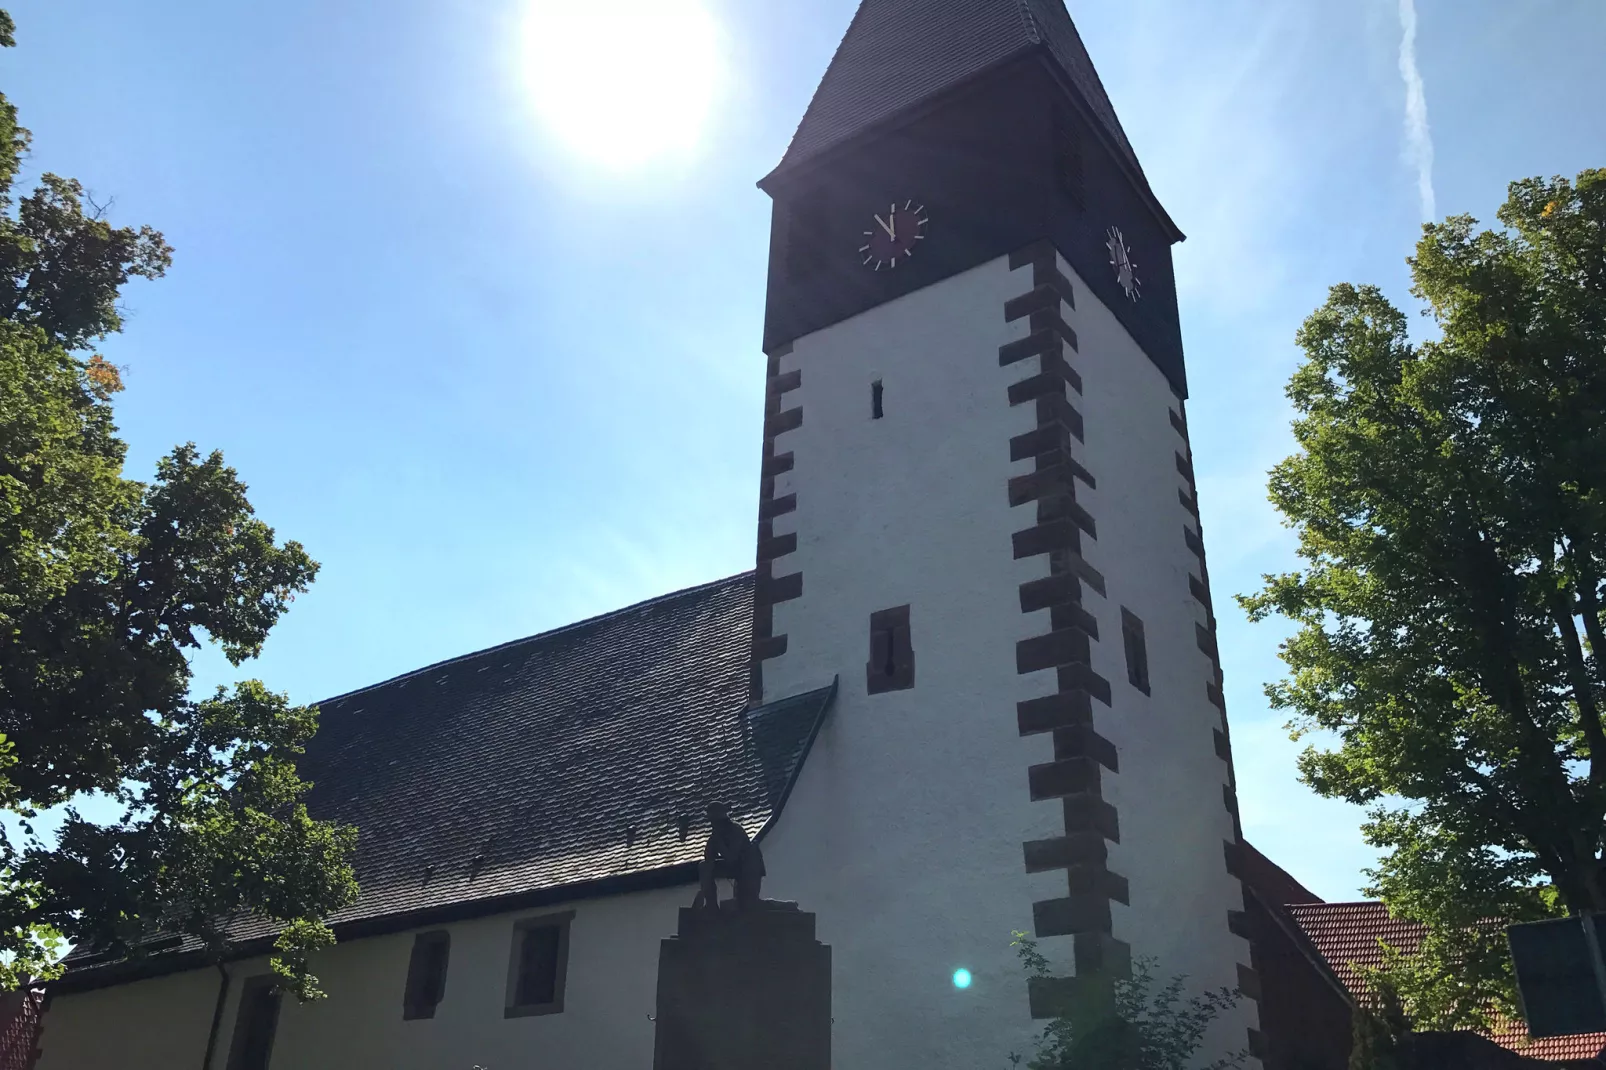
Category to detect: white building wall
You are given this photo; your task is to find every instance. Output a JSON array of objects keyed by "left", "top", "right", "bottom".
[
  {"left": 37, "top": 883, "right": 688, "bottom": 1070},
  {"left": 758, "top": 248, "right": 1256, "bottom": 1068},
  {"left": 759, "top": 254, "right": 1066, "bottom": 1070},
  {"left": 34, "top": 965, "right": 220, "bottom": 1069}
]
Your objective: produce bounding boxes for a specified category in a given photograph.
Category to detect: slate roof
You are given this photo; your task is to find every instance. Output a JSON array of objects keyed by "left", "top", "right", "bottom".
[
  {"left": 770, "top": 0, "right": 1144, "bottom": 183},
  {"left": 1287, "top": 902, "right": 1606, "bottom": 1063},
  {"left": 61, "top": 572, "right": 837, "bottom": 987}
]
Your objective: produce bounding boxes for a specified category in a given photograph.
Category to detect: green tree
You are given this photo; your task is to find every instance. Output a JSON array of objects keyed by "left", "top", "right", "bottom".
[
  {"left": 1010, "top": 933, "right": 1246, "bottom": 1070},
  {"left": 0, "top": 11, "right": 356, "bottom": 998},
  {"left": 1347, "top": 972, "right": 1411, "bottom": 1070},
  {"left": 1241, "top": 167, "right": 1606, "bottom": 1027}
]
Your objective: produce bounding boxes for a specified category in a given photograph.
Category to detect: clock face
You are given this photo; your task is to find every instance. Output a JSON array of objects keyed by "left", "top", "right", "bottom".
[
  {"left": 860, "top": 201, "right": 929, "bottom": 271},
  {"left": 1106, "top": 226, "right": 1141, "bottom": 301}
]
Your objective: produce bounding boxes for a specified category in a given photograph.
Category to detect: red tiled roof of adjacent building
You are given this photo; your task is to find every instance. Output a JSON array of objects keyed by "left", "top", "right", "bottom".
[
  {"left": 1286, "top": 900, "right": 1606, "bottom": 1064},
  {"left": 1285, "top": 901, "right": 1427, "bottom": 987}
]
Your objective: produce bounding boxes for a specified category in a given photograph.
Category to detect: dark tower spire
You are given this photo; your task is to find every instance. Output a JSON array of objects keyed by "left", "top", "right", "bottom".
[
  {"left": 759, "top": 0, "right": 1187, "bottom": 391},
  {"left": 764, "top": 0, "right": 1169, "bottom": 231}
]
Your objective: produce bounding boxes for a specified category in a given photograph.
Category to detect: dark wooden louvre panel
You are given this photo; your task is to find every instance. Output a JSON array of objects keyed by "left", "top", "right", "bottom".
[
  {"left": 1054, "top": 107, "right": 1086, "bottom": 208},
  {"left": 403, "top": 931, "right": 451, "bottom": 1020},
  {"left": 870, "top": 627, "right": 893, "bottom": 676},
  {"left": 226, "top": 978, "right": 281, "bottom": 1070},
  {"left": 517, "top": 924, "right": 562, "bottom": 1007}
]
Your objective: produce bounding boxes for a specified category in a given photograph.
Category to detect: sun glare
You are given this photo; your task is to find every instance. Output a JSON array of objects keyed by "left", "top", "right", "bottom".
[{"left": 519, "top": 0, "right": 723, "bottom": 170}]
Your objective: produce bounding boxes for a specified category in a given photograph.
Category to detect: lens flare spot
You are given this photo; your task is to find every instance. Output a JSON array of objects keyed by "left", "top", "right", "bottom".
[{"left": 952, "top": 967, "right": 973, "bottom": 989}]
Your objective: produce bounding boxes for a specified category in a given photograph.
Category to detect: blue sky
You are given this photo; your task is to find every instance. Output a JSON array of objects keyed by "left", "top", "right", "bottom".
[{"left": 5, "top": 0, "right": 1603, "bottom": 902}]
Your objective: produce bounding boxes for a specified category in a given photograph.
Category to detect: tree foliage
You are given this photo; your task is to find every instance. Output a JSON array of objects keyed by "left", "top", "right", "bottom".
[
  {"left": 0, "top": 11, "right": 356, "bottom": 997},
  {"left": 1010, "top": 933, "right": 1246, "bottom": 1070},
  {"left": 1241, "top": 167, "right": 1606, "bottom": 1027},
  {"left": 1347, "top": 972, "right": 1411, "bottom": 1070}
]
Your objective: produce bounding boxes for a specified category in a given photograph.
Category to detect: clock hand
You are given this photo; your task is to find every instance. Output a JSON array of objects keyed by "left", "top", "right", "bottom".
[{"left": 874, "top": 213, "right": 896, "bottom": 240}]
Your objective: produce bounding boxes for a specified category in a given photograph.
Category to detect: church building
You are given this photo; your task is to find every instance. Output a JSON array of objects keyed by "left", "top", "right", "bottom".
[{"left": 35, "top": 1, "right": 1277, "bottom": 1067}]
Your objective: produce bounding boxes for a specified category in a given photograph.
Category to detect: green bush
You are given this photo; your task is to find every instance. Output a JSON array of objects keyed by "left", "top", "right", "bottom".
[{"left": 1009, "top": 932, "right": 1247, "bottom": 1070}]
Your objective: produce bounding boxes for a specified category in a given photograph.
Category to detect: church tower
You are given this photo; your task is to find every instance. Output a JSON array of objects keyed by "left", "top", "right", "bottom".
[{"left": 748, "top": 1, "right": 1262, "bottom": 1068}]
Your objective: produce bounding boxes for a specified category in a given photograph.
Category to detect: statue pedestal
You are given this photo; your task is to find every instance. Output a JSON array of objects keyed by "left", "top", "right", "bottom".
[{"left": 652, "top": 903, "right": 831, "bottom": 1070}]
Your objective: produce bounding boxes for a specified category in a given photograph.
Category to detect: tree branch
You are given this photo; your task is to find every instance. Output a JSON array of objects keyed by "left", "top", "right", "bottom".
[
  {"left": 1575, "top": 569, "right": 1606, "bottom": 694},
  {"left": 1464, "top": 532, "right": 1569, "bottom": 777},
  {"left": 1568, "top": 560, "right": 1606, "bottom": 907},
  {"left": 1546, "top": 587, "right": 1606, "bottom": 793},
  {"left": 1453, "top": 761, "right": 1569, "bottom": 879},
  {"left": 1459, "top": 531, "right": 1597, "bottom": 905}
]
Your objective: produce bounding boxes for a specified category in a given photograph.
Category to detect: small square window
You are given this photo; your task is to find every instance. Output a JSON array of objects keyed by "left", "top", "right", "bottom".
[
  {"left": 226, "top": 977, "right": 281, "bottom": 1070},
  {"left": 505, "top": 912, "right": 573, "bottom": 1018},
  {"left": 1121, "top": 608, "right": 1150, "bottom": 695},
  {"left": 403, "top": 931, "right": 451, "bottom": 1020}
]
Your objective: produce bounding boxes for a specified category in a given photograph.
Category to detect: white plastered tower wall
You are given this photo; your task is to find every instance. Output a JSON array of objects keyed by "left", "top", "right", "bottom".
[
  {"left": 1061, "top": 242, "right": 1260, "bottom": 1058},
  {"left": 756, "top": 245, "right": 1260, "bottom": 1068},
  {"left": 756, "top": 254, "right": 1067, "bottom": 1070}
]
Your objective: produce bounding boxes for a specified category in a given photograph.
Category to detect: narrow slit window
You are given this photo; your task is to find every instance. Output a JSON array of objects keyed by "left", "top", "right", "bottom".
[
  {"left": 867, "top": 605, "right": 914, "bottom": 694},
  {"left": 225, "top": 977, "right": 281, "bottom": 1070},
  {"left": 1121, "top": 608, "right": 1150, "bottom": 695},
  {"left": 872, "top": 380, "right": 884, "bottom": 419},
  {"left": 403, "top": 931, "right": 451, "bottom": 1020},
  {"left": 505, "top": 912, "right": 573, "bottom": 1018}
]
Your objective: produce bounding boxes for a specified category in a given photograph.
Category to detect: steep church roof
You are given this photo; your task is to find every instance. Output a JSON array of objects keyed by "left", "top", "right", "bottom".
[
  {"left": 59, "top": 573, "right": 837, "bottom": 989},
  {"left": 770, "top": 0, "right": 1143, "bottom": 183}
]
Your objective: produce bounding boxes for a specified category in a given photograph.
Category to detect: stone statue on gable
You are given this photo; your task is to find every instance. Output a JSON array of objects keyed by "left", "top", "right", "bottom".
[{"left": 692, "top": 802, "right": 766, "bottom": 913}]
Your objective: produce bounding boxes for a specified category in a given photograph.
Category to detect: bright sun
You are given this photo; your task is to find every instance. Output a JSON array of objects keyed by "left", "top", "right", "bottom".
[{"left": 519, "top": 0, "right": 723, "bottom": 170}]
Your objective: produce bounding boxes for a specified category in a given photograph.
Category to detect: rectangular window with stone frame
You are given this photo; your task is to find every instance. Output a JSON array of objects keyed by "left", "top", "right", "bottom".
[
  {"left": 505, "top": 911, "right": 573, "bottom": 1018},
  {"left": 867, "top": 605, "right": 914, "bottom": 694},
  {"left": 1121, "top": 607, "right": 1150, "bottom": 695},
  {"left": 403, "top": 930, "right": 451, "bottom": 1020},
  {"left": 225, "top": 976, "right": 281, "bottom": 1070}
]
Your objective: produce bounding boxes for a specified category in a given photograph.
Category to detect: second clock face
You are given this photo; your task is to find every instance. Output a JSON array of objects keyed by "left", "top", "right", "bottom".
[
  {"left": 1106, "top": 225, "right": 1141, "bottom": 302},
  {"left": 861, "top": 201, "right": 929, "bottom": 271}
]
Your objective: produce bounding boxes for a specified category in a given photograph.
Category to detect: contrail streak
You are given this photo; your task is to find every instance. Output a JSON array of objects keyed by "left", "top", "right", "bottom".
[{"left": 1397, "top": 0, "right": 1436, "bottom": 222}]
